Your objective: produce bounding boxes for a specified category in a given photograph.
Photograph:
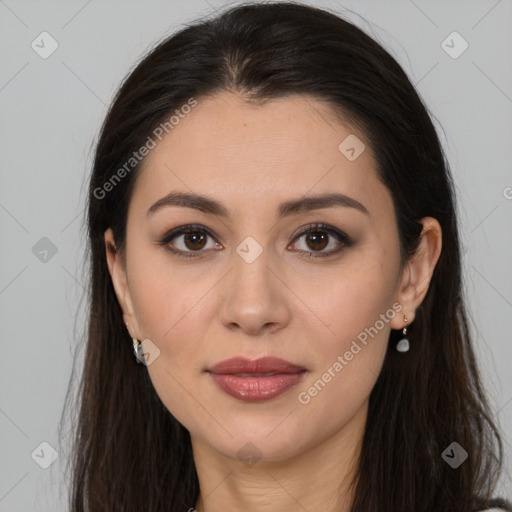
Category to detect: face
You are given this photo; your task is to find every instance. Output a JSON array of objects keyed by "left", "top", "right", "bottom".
[{"left": 105, "top": 92, "right": 430, "bottom": 464}]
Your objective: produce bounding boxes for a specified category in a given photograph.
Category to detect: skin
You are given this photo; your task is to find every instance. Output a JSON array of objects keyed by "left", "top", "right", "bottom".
[{"left": 105, "top": 92, "right": 442, "bottom": 512}]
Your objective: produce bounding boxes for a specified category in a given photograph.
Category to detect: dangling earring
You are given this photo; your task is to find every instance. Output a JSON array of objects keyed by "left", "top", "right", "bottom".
[
  {"left": 396, "top": 315, "right": 410, "bottom": 353},
  {"left": 133, "top": 337, "right": 144, "bottom": 363},
  {"left": 127, "top": 322, "right": 144, "bottom": 364}
]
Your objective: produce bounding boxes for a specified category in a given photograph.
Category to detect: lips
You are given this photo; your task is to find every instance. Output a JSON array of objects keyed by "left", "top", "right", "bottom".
[
  {"left": 207, "top": 357, "right": 307, "bottom": 402},
  {"left": 208, "top": 356, "right": 306, "bottom": 375}
]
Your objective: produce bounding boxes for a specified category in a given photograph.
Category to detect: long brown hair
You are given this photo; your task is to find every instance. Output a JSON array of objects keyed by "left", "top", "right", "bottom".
[{"left": 60, "top": 2, "right": 511, "bottom": 510}]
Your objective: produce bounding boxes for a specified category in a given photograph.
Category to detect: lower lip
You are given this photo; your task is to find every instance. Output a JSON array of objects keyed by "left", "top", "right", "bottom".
[{"left": 208, "top": 371, "right": 306, "bottom": 402}]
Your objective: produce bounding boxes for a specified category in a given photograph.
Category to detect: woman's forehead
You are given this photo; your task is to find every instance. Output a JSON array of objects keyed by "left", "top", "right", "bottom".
[{"left": 132, "top": 92, "right": 386, "bottom": 214}]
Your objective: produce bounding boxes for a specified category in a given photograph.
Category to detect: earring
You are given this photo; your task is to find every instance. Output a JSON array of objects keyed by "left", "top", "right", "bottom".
[
  {"left": 396, "top": 315, "right": 410, "bottom": 353},
  {"left": 133, "top": 338, "right": 144, "bottom": 363},
  {"left": 127, "top": 323, "right": 144, "bottom": 364}
]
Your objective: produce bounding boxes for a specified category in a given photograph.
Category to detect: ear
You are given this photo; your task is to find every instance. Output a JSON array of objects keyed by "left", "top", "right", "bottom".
[
  {"left": 390, "top": 217, "right": 442, "bottom": 329},
  {"left": 104, "top": 228, "right": 139, "bottom": 339}
]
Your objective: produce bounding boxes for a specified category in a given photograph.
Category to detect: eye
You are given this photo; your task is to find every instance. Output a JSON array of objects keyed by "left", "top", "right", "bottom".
[
  {"left": 159, "top": 224, "right": 221, "bottom": 258},
  {"left": 288, "top": 223, "right": 353, "bottom": 258},
  {"left": 159, "top": 223, "right": 354, "bottom": 259}
]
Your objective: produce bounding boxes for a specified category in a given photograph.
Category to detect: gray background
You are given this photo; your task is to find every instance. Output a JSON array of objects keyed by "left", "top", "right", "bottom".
[{"left": 0, "top": 0, "right": 511, "bottom": 510}]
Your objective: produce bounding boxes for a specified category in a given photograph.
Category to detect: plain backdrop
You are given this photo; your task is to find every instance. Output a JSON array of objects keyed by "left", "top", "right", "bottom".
[{"left": 0, "top": 0, "right": 511, "bottom": 510}]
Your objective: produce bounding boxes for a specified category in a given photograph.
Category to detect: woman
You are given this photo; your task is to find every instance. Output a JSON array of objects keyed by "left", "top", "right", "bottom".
[{"left": 62, "top": 2, "right": 512, "bottom": 511}]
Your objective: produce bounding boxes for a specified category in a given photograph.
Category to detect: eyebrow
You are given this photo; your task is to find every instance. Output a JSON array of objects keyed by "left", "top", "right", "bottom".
[{"left": 147, "top": 191, "right": 369, "bottom": 219}]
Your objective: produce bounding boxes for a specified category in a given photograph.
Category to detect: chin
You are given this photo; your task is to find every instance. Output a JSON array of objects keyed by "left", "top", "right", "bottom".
[{"left": 211, "top": 422, "right": 309, "bottom": 463}]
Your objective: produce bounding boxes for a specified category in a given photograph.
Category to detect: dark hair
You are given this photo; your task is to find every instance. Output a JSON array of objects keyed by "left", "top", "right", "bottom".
[{"left": 61, "top": 2, "right": 511, "bottom": 511}]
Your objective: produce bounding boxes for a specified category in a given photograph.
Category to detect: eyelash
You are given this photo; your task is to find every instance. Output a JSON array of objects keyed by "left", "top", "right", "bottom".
[{"left": 158, "top": 223, "right": 354, "bottom": 259}]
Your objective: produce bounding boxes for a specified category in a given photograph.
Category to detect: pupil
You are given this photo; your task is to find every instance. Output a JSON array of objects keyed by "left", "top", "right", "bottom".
[
  {"left": 185, "top": 232, "right": 206, "bottom": 250},
  {"left": 307, "top": 231, "right": 328, "bottom": 251}
]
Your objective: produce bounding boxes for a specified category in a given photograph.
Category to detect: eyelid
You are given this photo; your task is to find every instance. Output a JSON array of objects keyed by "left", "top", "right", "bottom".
[
  {"left": 288, "top": 222, "right": 353, "bottom": 258},
  {"left": 159, "top": 224, "right": 219, "bottom": 258},
  {"left": 291, "top": 222, "right": 353, "bottom": 245}
]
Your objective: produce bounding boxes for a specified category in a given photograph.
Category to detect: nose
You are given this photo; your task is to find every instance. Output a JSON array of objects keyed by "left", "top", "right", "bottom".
[{"left": 218, "top": 246, "right": 291, "bottom": 336}]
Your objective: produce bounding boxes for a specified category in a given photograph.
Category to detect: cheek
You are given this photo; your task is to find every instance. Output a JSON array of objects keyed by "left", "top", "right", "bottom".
[
  {"left": 293, "top": 246, "right": 400, "bottom": 343},
  {"left": 126, "top": 255, "right": 214, "bottom": 430},
  {"left": 292, "top": 248, "right": 399, "bottom": 407},
  {"left": 126, "top": 239, "right": 206, "bottom": 335},
  {"left": 292, "top": 286, "right": 395, "bottom": 449}
]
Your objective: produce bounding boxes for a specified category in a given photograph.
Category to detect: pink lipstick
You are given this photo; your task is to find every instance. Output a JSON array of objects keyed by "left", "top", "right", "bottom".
[{"left": 207, "top": 357, "right": 306, "bottom": 402}]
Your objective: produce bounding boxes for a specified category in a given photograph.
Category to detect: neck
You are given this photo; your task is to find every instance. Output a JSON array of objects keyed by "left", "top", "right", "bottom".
[{"left": 192, "top": 401, "right": 367, "bottom": 512}]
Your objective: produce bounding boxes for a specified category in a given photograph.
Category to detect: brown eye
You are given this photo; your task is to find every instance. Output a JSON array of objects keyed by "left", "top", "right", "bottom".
[
  {"left": 160, "top": 224, "right": 221, "bottom": 258},
  {"left": 290, "top": 223, "right": 354, "bottom": 258},
  {"left": 304, "top": 230, "right": 329, "bottom": 251},
  {"left": 182, "top": 231, "right": 208, "bottom": 251}
]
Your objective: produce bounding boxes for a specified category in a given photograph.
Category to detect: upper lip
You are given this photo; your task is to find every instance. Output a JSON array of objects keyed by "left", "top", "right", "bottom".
[{"left": 208, "top": 357, "right": 306, "bottom": 375}]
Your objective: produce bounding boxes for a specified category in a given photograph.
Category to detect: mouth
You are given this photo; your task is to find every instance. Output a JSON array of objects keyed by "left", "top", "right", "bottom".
[
  {"left": 207, "top": 356, "right": 307, "bottom": 375},
  {"left": 226, "top": 372, "right": 288, "bottom": 377},
  {"left": 206, "top": 357, "right": 307, "bottom": 402}
]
